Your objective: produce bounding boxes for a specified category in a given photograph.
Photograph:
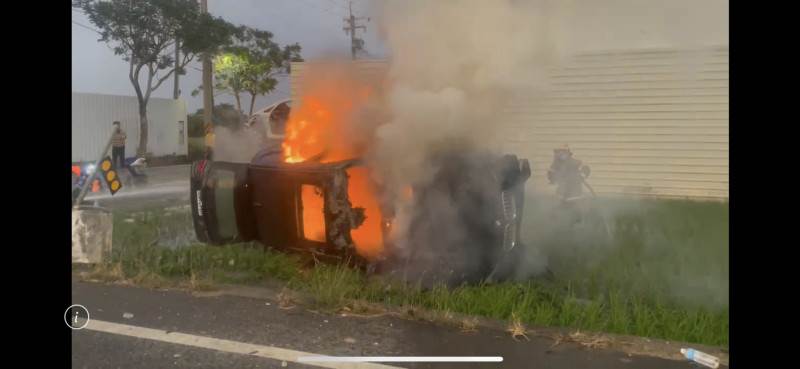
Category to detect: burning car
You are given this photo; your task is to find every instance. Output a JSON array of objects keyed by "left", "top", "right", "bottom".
[
  {"left": 191, "top": 97, "right": 532, "bottom": 283},
  {"left": 192, "top": 153, "right": 530, "bottom": 281},
  {"left": 192, "top": 156, "right": 376, "bottom": 256}
]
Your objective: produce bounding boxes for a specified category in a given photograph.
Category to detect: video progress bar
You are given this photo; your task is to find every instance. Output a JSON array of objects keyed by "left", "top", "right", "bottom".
[{"left": 297, "top": 356, "right": 503, "bottom": 363}]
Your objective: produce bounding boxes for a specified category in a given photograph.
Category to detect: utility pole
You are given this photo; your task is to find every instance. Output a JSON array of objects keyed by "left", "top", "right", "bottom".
[
  {"left": 342, "top": 1, "right": 369, "bottom": 60},
  {"left": 173, "top": 38, "right": 180, "bottom": 99},
  {"left": 201, "top": 0, "right": 214, "bottom": 126}
]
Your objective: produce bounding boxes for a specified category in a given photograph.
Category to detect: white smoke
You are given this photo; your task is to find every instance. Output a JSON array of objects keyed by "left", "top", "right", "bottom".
[
  {"left": 366, "top": 0, "right": 568, "bottom": 278},
  {"left": 212, "top": 124, "right": 279, "bottom": 163},
  {"left": 365, "top": 0, "right": 728, "bottom": 307}
]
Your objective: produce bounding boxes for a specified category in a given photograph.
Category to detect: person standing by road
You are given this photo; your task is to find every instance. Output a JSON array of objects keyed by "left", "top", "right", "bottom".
[{"left": 111, "top": 121, "right": 127, "bottom": 169}]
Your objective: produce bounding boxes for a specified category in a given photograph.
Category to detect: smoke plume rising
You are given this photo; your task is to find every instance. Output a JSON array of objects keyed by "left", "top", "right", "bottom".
[{"left": 367, "top": 0, "right": 567, "bottom": 282}]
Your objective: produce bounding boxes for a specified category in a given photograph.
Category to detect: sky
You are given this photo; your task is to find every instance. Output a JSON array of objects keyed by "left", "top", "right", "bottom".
[
  {"left": 72, "top": 0, "right": 728, "bottom": 114},
  {"left": 71, "top": 0, "right": 388, "bottom": 114}
]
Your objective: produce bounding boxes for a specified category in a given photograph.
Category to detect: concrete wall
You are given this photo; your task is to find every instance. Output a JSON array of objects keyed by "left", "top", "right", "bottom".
[{"left": 72, "top": 92, "right": 188, "bottom": 163}]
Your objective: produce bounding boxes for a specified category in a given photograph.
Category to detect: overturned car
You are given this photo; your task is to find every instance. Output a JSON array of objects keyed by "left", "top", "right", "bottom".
[
  {"left": 191, "top": 146, "right": 531, "bottom": 283},
  {"left": 191, "top": 99, "right": 532, "bottom": 283}
]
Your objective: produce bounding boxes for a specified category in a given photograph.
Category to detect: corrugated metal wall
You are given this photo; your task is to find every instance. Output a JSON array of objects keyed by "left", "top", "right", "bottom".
[
  {"left": 497, "top": 47, "right": 728, "bottom": 200},
  {"left": 288, "top": 47, "right": 729, "bottom": 200},
  {"left": 71, "top": 92, "right": 188, "bottom": 163}
]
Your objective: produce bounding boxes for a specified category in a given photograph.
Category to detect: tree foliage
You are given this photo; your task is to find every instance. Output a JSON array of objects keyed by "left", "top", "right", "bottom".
[
  {"left": 195, "top": 26, "right": 303, "bottom": 116},
  {"left": 76, "top": 0, "right": 238, "bottom": 155}
]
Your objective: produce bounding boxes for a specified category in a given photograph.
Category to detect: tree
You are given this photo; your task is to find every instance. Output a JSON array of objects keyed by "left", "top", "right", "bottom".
[
  {"left": 77, "top": 0, "right": 237, "bottom": 155},
  {"left": 188, "top": 103, "right": 243, "bottom": 136},
  {"left": 206, "top": 52, "right": 248, "bottom": 113},
  {"left": 194, "top": 27, "right": 303, "bottom": 116}
]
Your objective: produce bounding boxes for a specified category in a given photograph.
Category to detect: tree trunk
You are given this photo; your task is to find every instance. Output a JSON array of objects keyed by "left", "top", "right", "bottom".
[
  {"left": 173, "top": 38, "right": 180, "bottom": 99},
  {"left": 137, "top": 102, "right": 149, "bottom": 156},
  {"left": 234, "top": 93, "right": 242, "bottom": 113},
  {"left": 249, "top": 93, "right": 257, "bottom": 116},
  {"left": 202, "top": 56, "right": 214, "bottom": 128}
]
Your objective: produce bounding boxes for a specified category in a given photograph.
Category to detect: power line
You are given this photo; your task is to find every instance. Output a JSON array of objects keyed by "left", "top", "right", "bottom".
[
  {"left": 71, "top": 7, "right": 99, "bottom": 33},
  {"left": 72, "top": 15, "right": 120, "bottom": 55},
  {"left": 72, "top": 20, "right": 101, "bottom": 34}
]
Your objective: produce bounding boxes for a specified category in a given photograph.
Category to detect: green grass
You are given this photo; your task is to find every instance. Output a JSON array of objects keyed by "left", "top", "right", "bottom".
[
  {"left": 107, "top": 209, "right": 302, "bottom": 285},
  {"left": 285, "top": 269, "right": 727, "bottom": 346},
  {"left": 100, "top": 198, "right": 729, "bottom": 347},
  {"left": 521, "top": 196, "right": 729, "bottom": 310}
]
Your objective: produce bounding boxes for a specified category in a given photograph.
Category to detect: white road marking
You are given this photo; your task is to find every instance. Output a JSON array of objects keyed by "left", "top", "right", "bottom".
[{"left": 81, "top": 319, "right": 403, "bottom": 369}]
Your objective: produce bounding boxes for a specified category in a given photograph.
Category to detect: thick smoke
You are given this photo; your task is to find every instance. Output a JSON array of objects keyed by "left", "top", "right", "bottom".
[
  {"left": 367, "top": 0, "right": 727, "bottom": 309},
  {"left": 373, "top": 0, "right": 565, "bottom": 176},
  {"left": 369, "top": 0, "right": 567, "bottom": 283}
]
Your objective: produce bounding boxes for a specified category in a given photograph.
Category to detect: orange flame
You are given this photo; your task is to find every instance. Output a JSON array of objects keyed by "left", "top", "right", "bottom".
[
  {"left": 346, "top": 167, "right": 384, "bottom": 259},
  {"left": 282, "top": 63, "right": 384, "bottom": 259},
  {"left": 282, "top": 89, "right": 372, "bottom": 164},
  {"left": 300, "top": 185, "right": 326, "bottom": 242}
]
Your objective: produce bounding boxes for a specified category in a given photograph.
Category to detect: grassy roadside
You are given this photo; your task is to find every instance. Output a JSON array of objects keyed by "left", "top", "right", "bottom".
[
  {"left": 88, "top": 200, "right": 728, "bottom": 348},
  {"left": 522, "top": 196, "right": 729, "bottom": 311}
]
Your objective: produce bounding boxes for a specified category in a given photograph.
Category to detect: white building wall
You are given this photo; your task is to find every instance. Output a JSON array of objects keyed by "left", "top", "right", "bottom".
[
  {"left": 71, "top": 92, "right": 188, "bottom": 162},
  {"left": 495, "top": 47, "right": 728, "bottom": 200},
  {"left": 289, "top": 47, "right": 728, "bottom": 201}
]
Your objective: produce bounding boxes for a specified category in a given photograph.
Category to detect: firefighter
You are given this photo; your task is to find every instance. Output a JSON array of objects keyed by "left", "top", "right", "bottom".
[{"left": 547, "top": 144, "right": 591, "bottom": 203}]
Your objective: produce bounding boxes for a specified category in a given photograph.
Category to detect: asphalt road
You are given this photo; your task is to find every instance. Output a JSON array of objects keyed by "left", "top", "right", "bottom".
[{"left": 72, "top": 281, "right": 707, "bottom": 369}]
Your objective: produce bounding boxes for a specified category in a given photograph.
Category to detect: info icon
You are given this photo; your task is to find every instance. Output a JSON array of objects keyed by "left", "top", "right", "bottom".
[{"left": 65, "top": 304, "right": 90, "bottom": 330}]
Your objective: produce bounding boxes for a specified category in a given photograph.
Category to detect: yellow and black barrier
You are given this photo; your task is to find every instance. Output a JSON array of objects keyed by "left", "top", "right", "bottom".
[{"left": 99, "top": 157, "right": 123, "bottom": 195}]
